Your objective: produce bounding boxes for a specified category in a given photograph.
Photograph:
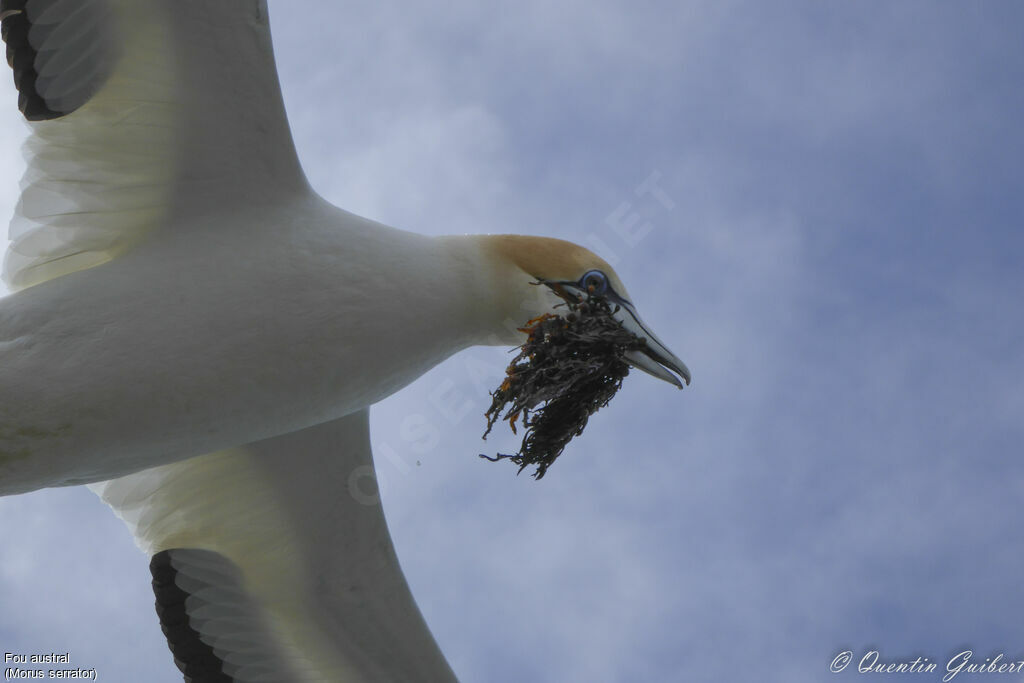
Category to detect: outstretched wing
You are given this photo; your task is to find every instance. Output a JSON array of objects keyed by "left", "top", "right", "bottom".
[
  {"left": 89, "top": 410, "right": 457, "bottom": 682},
  {"left": 0, "top": 0, "right": 307, "bottom": 290}
]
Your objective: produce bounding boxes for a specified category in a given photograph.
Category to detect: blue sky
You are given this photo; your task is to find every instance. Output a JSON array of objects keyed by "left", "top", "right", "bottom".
[{"left": 2, "top": 1, "right": 1024, "bottom": 682}]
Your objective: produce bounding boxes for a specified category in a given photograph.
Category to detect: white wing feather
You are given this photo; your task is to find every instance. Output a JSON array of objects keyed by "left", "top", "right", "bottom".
[
  {"left": 89, "top": 410, "right": 458, "bottom": 682},
  {"left": 3, "top": 0, "right": 307, "bottom": 291}
]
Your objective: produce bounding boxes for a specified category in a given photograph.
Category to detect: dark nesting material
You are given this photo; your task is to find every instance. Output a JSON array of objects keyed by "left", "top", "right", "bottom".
[{"left": 481, "top": 293, "right": 644, "bottom": 479}]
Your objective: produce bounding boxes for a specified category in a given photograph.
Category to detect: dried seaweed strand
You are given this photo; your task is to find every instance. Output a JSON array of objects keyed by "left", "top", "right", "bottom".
[{"left": 480, "top": 294, "right": 644, "bottom": 479}]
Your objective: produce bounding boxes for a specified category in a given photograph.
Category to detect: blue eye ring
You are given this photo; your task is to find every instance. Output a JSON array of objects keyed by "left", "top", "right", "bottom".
[{"left": 580, "top": 270, "right": 609, "bottom": 295}]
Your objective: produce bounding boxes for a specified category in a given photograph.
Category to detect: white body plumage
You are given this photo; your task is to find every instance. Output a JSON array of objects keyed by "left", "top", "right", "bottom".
[{"left": 0, "top": 197, "right": 501, "bottom": 494}]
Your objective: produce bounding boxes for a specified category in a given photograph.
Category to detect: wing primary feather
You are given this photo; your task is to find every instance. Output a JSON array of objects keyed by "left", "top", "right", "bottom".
[
  {"left": 1, "top": 3, "right": 63, "bottom": 120},
  {"left": 151, "top": 549, "right": 235, "bottom": 683}
]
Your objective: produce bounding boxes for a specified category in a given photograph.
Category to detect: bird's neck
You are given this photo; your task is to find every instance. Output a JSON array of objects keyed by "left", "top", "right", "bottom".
[
  {"left": 319, "top": 228, "right": 513, "bottom": 368},
  {"left": 415, "top": 234, "right": 514, "bottom": 348},
  {"left": 435, "top": 234, "right": 557, "bottom": 348}
]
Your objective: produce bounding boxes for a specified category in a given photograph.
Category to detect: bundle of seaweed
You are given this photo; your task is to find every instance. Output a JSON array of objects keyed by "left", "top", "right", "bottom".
[{"left": 480, "top": 293, "right": 644, "bottom": 479}]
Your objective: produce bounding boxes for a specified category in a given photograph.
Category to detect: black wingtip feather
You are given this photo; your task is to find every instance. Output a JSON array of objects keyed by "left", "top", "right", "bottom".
[
  {"left": 0, "top": 2, "right": 67, "bottom": 120},
  {"left": 150, "top": 550, "right": 234, "bottom": 683}
]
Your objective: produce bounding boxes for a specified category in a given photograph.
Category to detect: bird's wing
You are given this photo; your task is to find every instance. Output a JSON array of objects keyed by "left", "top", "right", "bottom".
[
  {"left": 0, "top": 0, "right": 307, "bottom": 290},
  {"left": 88, "top": 410, "right": 457, "bottom": 683}
]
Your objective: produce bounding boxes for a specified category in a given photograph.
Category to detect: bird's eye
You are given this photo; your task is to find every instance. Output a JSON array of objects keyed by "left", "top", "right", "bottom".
[{"left": 580, "top": 270, "right": 609, "bottom": 295}]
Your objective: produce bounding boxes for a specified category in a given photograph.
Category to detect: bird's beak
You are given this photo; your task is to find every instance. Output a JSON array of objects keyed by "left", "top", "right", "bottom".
[
  {"left": 613, "top": 302, "right": 691, "bottom": 389},
  {"left": 538, "top": 279, "right": 690, "bottom": 388}
]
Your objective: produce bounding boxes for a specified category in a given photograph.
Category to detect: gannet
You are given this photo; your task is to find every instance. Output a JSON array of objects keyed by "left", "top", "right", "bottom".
[{"left": 0, "top": 1, "right": 689, "bottom": 680}]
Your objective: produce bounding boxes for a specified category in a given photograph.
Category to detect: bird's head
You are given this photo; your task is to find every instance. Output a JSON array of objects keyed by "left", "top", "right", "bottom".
[{"left": 478, "top": 235, "right": 690, "bottom": 389}]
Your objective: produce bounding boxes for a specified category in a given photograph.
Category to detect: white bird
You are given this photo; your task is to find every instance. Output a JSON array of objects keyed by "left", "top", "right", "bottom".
[{"left": 0, "top": 1, "right": 689, "bottom": 681}]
